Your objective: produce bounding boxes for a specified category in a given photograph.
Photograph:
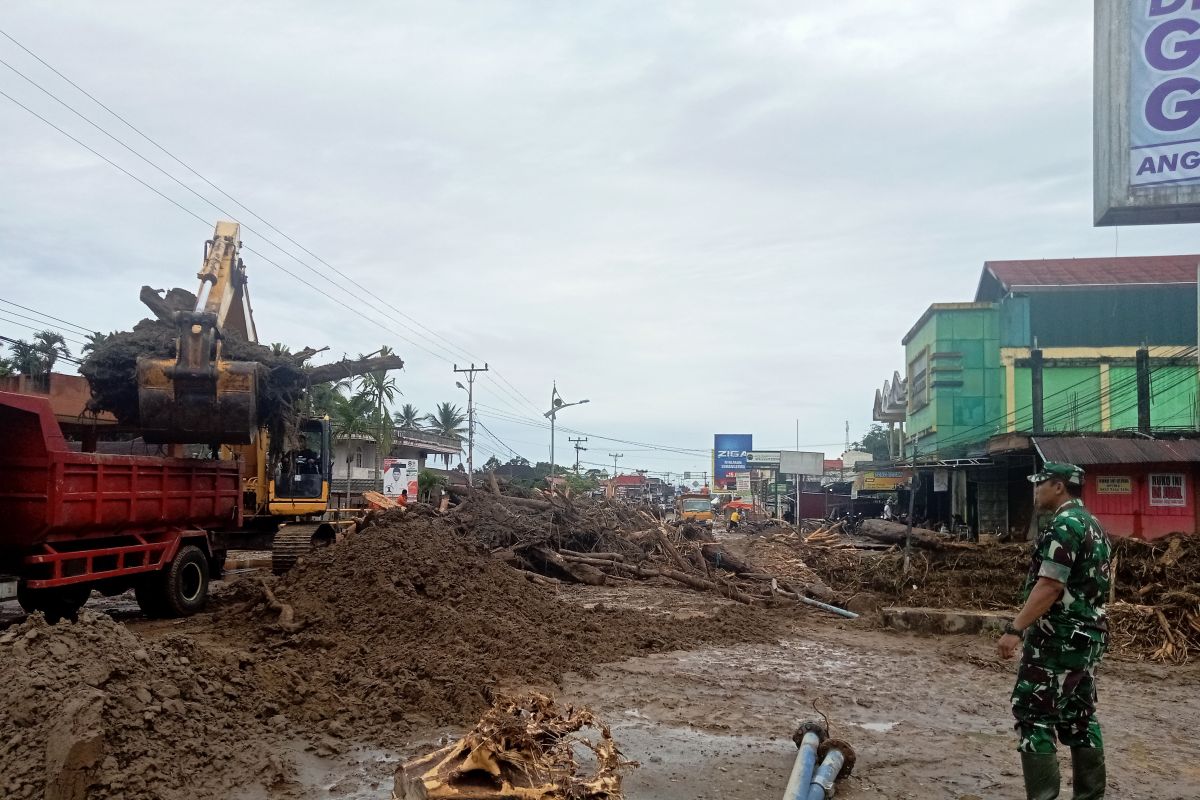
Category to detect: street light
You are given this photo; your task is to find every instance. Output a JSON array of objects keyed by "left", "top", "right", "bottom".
[{"left": 544, "top": 382, "right": 589, "bottom": 483}]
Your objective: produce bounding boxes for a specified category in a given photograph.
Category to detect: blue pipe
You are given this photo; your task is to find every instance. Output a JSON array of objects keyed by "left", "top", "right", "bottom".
[
  {"left": 782, "top": 731, "right": 822, "bottom": 800},
  {"left": 805, "top": 749, "right": 847, "bottom": 800}
]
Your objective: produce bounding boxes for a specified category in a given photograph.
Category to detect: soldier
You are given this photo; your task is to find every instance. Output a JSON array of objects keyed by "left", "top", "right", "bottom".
[{"left": 996, "top": 462, "right": 1111, "bottom": 799}]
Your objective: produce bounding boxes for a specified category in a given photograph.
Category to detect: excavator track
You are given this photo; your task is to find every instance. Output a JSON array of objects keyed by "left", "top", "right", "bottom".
[{"left": 271, "top": 522, "right": 336, "bottom": 575}]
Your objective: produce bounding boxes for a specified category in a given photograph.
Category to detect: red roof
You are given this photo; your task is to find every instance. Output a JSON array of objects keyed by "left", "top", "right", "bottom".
[
  {"left": 977, "top": 255, "right": 1200, "bottom": 300},
  {"left": 823, "top": 459, "right": 843, "bottom": 472},
  {"left": 612, "top": 475, "right": 645, "bottom": 486}
]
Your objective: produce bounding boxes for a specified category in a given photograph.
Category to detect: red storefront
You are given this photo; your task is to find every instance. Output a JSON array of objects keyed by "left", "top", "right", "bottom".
[{"left": 1034, "top": 437, "right": 1200, "bottom": 540}]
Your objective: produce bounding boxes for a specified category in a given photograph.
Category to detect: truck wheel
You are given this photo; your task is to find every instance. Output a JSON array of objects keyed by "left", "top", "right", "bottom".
[
  {"left": 17, "top": 584, "right": 91, "bottom": 624},
  {"left": 161, "top": 545, "right": 209, "bottom": 617}
]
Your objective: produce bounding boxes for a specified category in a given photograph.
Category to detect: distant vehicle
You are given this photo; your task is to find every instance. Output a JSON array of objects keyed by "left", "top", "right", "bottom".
[{"left": 675, "top": 493, "right": 714, "bottom": 526}]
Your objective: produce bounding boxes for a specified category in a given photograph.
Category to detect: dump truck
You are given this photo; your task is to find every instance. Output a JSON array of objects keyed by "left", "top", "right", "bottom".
[
  {"left": 0, "top": 390, "right": 243, "bottom": 620},
  {"left": 675, "top": 492, "right": 714, "bottom": 526}
]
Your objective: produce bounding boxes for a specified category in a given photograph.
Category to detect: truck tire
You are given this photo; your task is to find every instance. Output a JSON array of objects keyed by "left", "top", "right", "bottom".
[
  {"left": 137, "top": 545, "right": 209, "bottom": 618},
  {"left": 17, "top": 583, "right": 91, "bottom": 624},
  {"left": 161, "top": 545, "right": 209, "bottom": 617}
]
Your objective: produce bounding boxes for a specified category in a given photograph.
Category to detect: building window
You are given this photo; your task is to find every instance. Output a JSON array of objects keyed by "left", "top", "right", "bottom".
[
  {"left": 908, "top": 349, "right": 929, "bottom": 411},
  {"left": 1149, "top": 474, "right": 1186, "bottom": 507},
  {"left": 354, "top": 446, "right": 364, "bottom": 469}
]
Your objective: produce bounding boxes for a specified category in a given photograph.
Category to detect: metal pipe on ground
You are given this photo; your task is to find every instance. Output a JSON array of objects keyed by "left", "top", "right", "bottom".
[
  {"left": 782, "top": 722, "right": 827, "bottom": 800},
  {"left": 805, "top": 739, "right": 856, "bottom": 800}
]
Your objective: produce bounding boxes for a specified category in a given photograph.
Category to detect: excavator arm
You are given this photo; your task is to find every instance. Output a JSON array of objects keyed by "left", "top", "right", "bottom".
[{"left": 136, "top": 221, "right": 261, "bottom": 444}]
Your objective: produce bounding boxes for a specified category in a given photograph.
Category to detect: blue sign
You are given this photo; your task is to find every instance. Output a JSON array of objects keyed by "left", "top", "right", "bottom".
[{"left": 713, "top": 433, "right": 752, "bottom": 478}]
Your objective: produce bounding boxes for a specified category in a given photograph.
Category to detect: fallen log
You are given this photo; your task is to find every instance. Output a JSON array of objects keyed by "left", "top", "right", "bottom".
[
  {"left": 856, "top": 519, "right": 974, "bottom": 551},
  {"left": 526, "top": 545, "right": 607, "bottom": 586}
]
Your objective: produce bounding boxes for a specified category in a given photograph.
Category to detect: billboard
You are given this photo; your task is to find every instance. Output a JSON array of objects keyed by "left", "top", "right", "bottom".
[
  {"left": 779, "top": 450, "right": 824, "bottom": 476},
  {"left": 713, "top": 434, "right": 752, "bottom": 480},
  {"left": 1096, "top": 1, "right": 1200, "bottom": 224},
  {"left": 382, "top": 458, "right": 419, "bottom": 498}
]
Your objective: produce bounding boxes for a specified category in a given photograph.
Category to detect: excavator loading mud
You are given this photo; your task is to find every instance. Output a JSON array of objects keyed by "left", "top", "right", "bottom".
[{"left": 71, "top": 221, "right": 405, "bottom": 580}]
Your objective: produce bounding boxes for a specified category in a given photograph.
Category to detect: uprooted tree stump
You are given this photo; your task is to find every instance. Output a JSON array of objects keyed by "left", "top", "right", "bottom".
[{"left": 392, "top": 693, "right": 630, "bottom": 800}]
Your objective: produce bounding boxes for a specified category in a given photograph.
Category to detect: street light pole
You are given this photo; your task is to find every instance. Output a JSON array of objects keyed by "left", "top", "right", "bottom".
[{"left": 544, "top": 382, "right": 588, "bottom": 484}]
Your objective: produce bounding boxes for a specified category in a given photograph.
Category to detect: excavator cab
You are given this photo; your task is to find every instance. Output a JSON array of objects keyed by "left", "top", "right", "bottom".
[
  {"left": 136, "top": 222, "right": 261, "bottom": 445},
  {"left": 274, "top": 419, "right": 331, "bottom": 500}
]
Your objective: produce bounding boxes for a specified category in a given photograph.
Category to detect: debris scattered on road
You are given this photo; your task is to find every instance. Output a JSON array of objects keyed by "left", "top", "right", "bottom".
[{"left": 392, "top": 692, "right": 631, "bottom": 800}]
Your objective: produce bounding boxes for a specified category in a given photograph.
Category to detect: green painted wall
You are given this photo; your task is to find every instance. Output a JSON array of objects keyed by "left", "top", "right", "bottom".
[
  {"left": 906, "top": 305, "right": 1002, "bottom": 455},
  {"left": 1013, "top": 367, "right": 1102, "bottom": 432}
]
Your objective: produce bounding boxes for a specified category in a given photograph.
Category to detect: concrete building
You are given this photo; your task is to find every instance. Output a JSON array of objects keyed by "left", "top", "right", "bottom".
[
  {"left": 331, "top": 427, "right": 461, "bottom": 495},
  {"left": 881, "top": 255, "right": 1200, "bottom": 538}
]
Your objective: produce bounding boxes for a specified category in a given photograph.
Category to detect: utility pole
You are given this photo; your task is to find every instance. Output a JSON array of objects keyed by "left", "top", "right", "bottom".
[
  {"left": 453, "top": 363, "right": 488, "bottom": 487},
  {"left": 609, "top": 452, "right": 624, "bottom": 477},
  {"left": 569, "top": 436, "right": 588, "bottom": 473}
]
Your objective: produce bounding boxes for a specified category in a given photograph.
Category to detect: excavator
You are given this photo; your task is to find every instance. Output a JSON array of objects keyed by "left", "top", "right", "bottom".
[{"left": 135, "top": 221, "right": 395, "bottom": 572}]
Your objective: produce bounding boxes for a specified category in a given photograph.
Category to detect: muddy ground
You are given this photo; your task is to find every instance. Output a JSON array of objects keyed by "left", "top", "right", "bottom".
[{"left": 4, "top": 580, "right": 1198, "bottom": 800}]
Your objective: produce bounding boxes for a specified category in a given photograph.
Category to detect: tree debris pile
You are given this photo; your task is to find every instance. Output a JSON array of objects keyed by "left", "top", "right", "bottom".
[
  {"left": 755, "top": 529, "right": 1200, "bottom": 663},
  {"left": 393, "top": 693, "right": 630, "bottom": 800},
  {"left": 1106, "top": 536, "right": 1200, "bottom": 664},
  {"left": 79, "top": 287, "right": 402, "bottom": 447},
  {"left": 216, "top": 509, "right": 779, "bottom": 746},
  {"left": 442, "top": 487, "right": 839, "bottom": 607},
  {"left": 0, "top": 610, "right": 289, "bottom": 800}
]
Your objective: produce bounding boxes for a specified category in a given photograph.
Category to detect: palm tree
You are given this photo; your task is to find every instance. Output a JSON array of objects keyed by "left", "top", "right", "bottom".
[
  {"left": 354, "top": 346, "right": 401, "bottom": 487},
  {"left": 32, "top": 330, "right": 70, "bottom": 374},
  {"left": 424, "top": 402, "right": 467, "bottom": 467},
  {"left": 0, "top": 356, "right": 14, "bottom": 378},
  {"left": 7, "top": 339, "right": 43, "bottom": 376},
  {"left": 328, "top": 392, "right": 373, "bottom": 502},
  {"left": 305, "top": 379, "right": 349, "bottom": 418},
  {"left": 269, "top": 342, "right": 292, "bottom": 357},
  {"left": 81, "top": 332, "right": 111, "bottom": 357},
  {"left": 396, "top": 403, "right": 422, "bottom": 430}
]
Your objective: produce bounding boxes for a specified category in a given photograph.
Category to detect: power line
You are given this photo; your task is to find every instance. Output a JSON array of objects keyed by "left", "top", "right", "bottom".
[
  {"left": 0, "top": 297, "right": 95, "bottom": 335},
  {"left": 0, "top": 27, "right": 542, "bottom": 416}
]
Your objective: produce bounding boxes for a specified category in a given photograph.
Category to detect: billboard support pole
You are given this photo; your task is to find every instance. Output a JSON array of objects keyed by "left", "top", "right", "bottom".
[{"left": 904, "top": 446, "right": 919, "bottom": 574}]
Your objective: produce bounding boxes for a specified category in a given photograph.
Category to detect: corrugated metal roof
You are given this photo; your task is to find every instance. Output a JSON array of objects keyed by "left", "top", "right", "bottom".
[
  {"left": 1033, "top": 436, "right": 1200, "bottom": 465},
  {"left": 981, "top": 255, "right": 1200, "bottom": 295}
]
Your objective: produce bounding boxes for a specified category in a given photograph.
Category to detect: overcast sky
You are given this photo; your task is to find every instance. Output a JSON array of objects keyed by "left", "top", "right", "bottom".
[{"left": 3, "top": 2, "right": 1199, "bottom": 478}]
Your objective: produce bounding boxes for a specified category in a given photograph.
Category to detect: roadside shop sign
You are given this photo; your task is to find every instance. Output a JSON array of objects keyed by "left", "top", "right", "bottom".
[{"left": 1096, "top": 475, "right": 1133, "bottom": 494}]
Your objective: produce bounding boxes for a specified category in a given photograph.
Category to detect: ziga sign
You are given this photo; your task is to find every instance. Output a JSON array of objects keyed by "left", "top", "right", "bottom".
[{"left": 1096, "top": 1, "right": 1200, "bottom": 224}]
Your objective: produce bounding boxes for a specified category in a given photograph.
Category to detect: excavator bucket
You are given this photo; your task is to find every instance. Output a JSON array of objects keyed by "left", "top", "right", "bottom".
[{"left": 136, "top": 312, "right": 260, "bottom": 444}]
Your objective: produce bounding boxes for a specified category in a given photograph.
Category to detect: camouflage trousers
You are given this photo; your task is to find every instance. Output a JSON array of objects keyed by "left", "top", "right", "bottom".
[{"left": 1011, "top": 634, "right": 1105, "bottom": 753}]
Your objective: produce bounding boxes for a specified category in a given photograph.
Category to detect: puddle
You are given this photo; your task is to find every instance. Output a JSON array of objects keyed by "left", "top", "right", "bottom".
[{"left": 856, "top": 721, "right": 899, "bottom": 733}]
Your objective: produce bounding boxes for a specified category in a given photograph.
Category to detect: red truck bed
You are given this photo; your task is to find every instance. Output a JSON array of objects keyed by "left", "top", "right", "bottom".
[{"left": 0, "top": 391, "right": 241, "bottom": 589}]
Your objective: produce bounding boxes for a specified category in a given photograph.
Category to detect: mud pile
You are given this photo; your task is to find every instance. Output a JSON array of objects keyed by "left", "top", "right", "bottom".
[
  {"left": 0, "top": 611, "right": 288, "bottom": 800},
  {"left": 220, "top": 509, "right": 780, "bottom": 745}
]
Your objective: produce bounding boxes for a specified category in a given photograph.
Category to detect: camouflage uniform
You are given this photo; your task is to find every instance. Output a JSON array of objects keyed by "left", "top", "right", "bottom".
[{"left": 1011, "top": 497, "right": 1112, "bottom": 754}]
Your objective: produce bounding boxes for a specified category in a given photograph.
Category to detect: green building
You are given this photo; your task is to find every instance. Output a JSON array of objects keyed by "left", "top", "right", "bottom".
[
  {"left": 883, "top": 254, "right": 1200, "bottom": 538},
  {"left": 902, "top": 255, "right": 1200, "bottom": 457}
]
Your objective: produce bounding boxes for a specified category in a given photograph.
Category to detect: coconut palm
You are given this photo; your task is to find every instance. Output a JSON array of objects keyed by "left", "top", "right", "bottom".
[
  {"left": 396, "top": 403, "right": 422, "bottom": 430},
  {"left": 81, "top": 332, "right": 111, "bottom": 357},
  {"left": 7, "top": 339, "right": 43, "bottom": 376},
  {"left": 32, "top": 330, "right": 70, "bottom": 374},
  {"left": 269, "top": 342, "right": 292, "bottom": 357},
  {"left": 0, "top": 356, "right": 14, "bottom": 378},
  {"left": 328, "top": 392, "right": 373, "bottom": 501},
  {"left": 354, "top": 346, "right": 402, "bottom": 485},
  {"left": 424, "top": 402, "right": 467, "bottom": 467}
]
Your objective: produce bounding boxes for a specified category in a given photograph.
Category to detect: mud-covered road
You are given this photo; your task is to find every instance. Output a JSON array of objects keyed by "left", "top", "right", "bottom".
[
  {"left": 4, "top": 582, "right": 1198, "bottom": 800},
  {"left": 558, "top": 584, "right": 1200, "bottom": 800}
]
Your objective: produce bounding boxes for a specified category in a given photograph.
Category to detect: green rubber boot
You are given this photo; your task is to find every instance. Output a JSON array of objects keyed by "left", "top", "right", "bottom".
[
  {"left": 1070, "top": 748, "right": 1105, "bottom": 800},
  {"left": 1021, "top": 752, "right": 1061, "bottom": 800}
]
